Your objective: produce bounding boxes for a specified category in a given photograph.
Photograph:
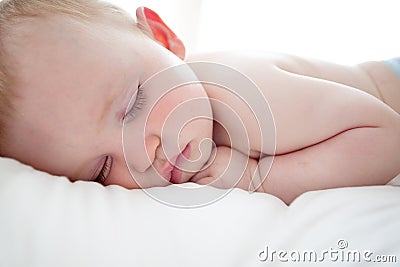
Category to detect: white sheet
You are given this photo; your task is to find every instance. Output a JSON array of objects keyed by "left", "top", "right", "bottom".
[{"left": 1, "top": 157, "right": 399, "bottom": 266}]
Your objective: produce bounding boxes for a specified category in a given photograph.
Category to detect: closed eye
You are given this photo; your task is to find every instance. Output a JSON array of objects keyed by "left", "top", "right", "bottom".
[
  {"left": 123, "top": 84, "right": 145, "bottom": 122},
  {"left": 94, "top": 156, "right": 112, "bottom": 184}
]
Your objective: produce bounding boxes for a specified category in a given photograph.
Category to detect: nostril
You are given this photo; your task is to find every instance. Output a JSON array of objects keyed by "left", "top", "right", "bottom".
[
  {"left": 130, "top": 135, "right": 160, "bottom": 173},
  {"left": 145, "top": 135, "right": 161, "bottom": 164}
]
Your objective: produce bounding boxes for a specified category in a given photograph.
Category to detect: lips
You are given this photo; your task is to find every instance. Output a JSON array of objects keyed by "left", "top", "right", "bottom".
[{"left": 170, "top": 143, "right": 191, "bottom": 184}]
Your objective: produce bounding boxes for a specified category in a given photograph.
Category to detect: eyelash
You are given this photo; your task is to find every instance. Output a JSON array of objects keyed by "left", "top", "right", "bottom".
[
  {"left": 123, "top": 85, "right": 146, "bottom": 122},
  {"left": 93, "top": 85, "right": 145, "bottom": 184},
  {"left": 94, "top": 156, "right": 112, "bottom": 184}
]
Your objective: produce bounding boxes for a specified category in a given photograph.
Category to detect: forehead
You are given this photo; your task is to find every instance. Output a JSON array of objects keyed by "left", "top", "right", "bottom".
[
  {"left": 9, "top": 14, "right": 141, "bottom": 118},
  {"left": 3, "top": 15, "right": 143, "bottom": 175},
  {"left": 7, "top": 14, "right": 137, "bottom": 63},
  {"left": 8, "top": 13, "right": 144, "bottom": 94}
]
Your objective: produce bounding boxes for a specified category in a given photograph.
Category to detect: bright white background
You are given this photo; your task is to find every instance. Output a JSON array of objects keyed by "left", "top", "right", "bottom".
[{"left": 109, "top": 0, "right": 399, "bottom": 64}]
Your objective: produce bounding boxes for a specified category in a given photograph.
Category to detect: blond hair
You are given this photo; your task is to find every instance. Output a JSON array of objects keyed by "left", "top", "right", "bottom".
[{"left": 0, "top": 0, "right": 135, "bottom": 154}]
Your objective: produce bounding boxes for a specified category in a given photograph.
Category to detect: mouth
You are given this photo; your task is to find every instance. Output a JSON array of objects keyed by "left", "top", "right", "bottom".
[{"left": 170, "top": 143, "right": 191, "bottom": 184}]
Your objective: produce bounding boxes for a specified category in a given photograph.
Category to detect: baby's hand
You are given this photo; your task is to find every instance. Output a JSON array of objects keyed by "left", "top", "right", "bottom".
[{"left": 191, "top": 146, "right": 258, "bottom": 191}]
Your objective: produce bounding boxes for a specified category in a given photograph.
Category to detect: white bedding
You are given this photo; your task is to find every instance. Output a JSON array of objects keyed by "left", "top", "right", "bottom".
[{"left": 1, "top": 157, "right": 399, "bottom": 267}]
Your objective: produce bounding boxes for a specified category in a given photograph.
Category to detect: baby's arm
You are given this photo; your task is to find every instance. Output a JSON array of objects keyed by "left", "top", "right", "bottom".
[
  {"left": 191, "top": 146, "right": 257, "bottom": 191},
  {"left": 192, "top": 96, "right": 400, "bottom": 205},
  {"left": 257, "top": 123, "right": 400, "bottom": 204},
  {"left": 253, "top": 55, "right": 400, "bottom": 203},
  {"left": 193, "top": 95, "right": 400, "bottom": 204},
  {"left": 193, "top": 119, "right": 400, "bottom": 204},
  {"left": 188, "top": 51, "right": 400, "bottom": 154},
  {"left": 188, "top": 52, "right": 400, "bottom": 204},
  {"left": 257, "top": 59, "right": 400, "bottom": 202}
]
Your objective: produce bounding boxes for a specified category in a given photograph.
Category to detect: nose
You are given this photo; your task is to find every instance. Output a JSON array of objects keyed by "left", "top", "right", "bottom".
[{"left": 135, "top": 134, "right": 160, "bottom": 173}]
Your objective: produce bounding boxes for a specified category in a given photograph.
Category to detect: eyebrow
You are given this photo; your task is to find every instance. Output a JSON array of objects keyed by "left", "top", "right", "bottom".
[
  {"left": 97, "top": 82, "right": 131, "bottom": 126},
  {"left": 98, "top": 95, "right": 115, "bottom": 125}
]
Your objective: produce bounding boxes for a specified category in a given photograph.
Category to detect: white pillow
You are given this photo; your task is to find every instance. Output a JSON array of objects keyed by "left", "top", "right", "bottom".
[{"left": 1, "top": 157, "right": 399, "bottom": 267}]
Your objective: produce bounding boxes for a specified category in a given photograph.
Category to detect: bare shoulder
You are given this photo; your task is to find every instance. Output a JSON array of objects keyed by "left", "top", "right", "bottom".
[
  {"left": 186, "top": 51, "right": 281, "bottom": 156},
  {"left": 187, "top": 51, "right": 390, "bottom": 109},
  {"left": 186, "top": 50, "right": 283, "bottom": 72},
  {"left": 185, "top": 51, "right": 398, "bottom": 156},
  {"left": 358, "top": 60, "right": 400, "bottom": 114},
  {"left": 188, "top": 50, "right": 365, "bottom": 86}
]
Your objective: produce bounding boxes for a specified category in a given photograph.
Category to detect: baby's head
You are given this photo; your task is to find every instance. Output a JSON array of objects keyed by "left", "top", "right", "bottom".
[{"left": 0, "top": 0, "right": 213, "bottom": 188}]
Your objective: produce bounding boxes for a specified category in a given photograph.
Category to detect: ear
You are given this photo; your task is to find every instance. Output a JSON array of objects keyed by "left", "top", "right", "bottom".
[{"left": 136, "top": 7, "right": 186, "bottom": 60}]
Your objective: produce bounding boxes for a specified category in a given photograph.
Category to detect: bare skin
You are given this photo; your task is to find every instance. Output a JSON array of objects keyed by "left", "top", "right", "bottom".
[
  {"left": 2, "top": 7, "right": 399, "bottom": 204},
  {"left": 189, "top": 52, "right": 400, "bottom": 203}
]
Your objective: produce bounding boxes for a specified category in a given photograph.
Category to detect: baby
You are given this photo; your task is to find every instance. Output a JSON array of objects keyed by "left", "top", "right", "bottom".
[{"left": 0, "top": 0, "right": 399, "bottom": 204}]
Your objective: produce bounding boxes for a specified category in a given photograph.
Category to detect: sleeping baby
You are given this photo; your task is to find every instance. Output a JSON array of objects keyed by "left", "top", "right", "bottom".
[{"left": 0, "top": 0, "right": 399, "bottom": 204}]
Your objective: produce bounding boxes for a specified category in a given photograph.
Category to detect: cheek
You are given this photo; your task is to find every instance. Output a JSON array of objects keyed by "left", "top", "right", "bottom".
[
  {"left": 147, "top": 84, "right": 211, "bottom": 132},
  {"left": 105, "top": 168, "right": 141, "bottom": 189}
]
